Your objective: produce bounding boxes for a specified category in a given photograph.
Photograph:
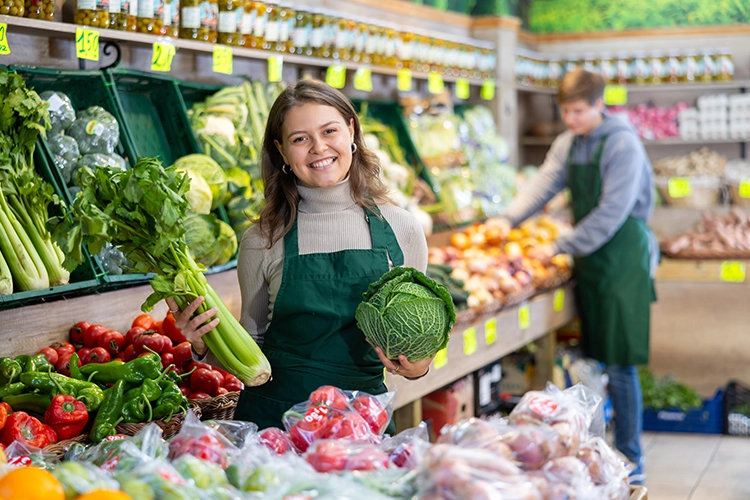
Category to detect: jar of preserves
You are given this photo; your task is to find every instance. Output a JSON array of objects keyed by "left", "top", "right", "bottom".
[
  {"left": 427, "top": 37, "right": 446, "bottom": 73},
  {"left": 370, "top": 24, "right": 385, "bottom": 65},
  {"left": 217, "top": 0, "right": 239, "bottom": 45},
  {"left": 396, "top": 30, "right": 415, "bottom": 69},
  {"left": 153, "top": 0, "right": 173, "bottom": 36},
  {"left": 331, "top": 17, "right": 354, "bottom": 61},
  {"left": 564, "top": 55, "right": 579, "bottom": 76},
  {"left": 548, "top": 55, "right": 562, "bottom": 87},
  {"left": 112, "top": 0, "right": 136, "bottom": 30},
  {"left": 467, "top": 44, "right": 481, "bottom": 80},
  {"left": 289, "top": 9, "right": 310, "bottom": 55},
  {"left": 615, "top": 52, "right": 631, "bottom": 84},
  {"left": 631, "top": 51, "right": 649, "bottom": 84},
  {"left": 600, "top": 52, "right": 616, "bottom": 84},
  {"left": 106, "top": 0, "right": 120, "bottom": 29},
  {"left": 698, "top": 50, "right": 716, "bottom": 82},
  {"left": 25, "top": 0, "right": 54, "bottom": 20},
  {"left": 351, "top": 20, "right": 368, "bottom": 62},
  {"left": 414, "top": 35, "right": 429, "bottom": 73},
  {"left": 717, "top": 48, "right": 734, "bottom": 81},
  {"left": 203, "top": 0, "right": 218, "bottom": 43},
  {"left": 180, "top": 0, "right": 205, "bottom": 40},
  {"left": 648, "top": 50, "right": 665, "bottom": 84},
  {"left": 582, "top": 53, "right": 598, "bottom": 75},
  {"left": 683, "top": 50, "right": 698, "bottom": 82},
  {"left": 444, "top": 40, "right": 460, "bottom": 76},
  {"left": 481, "top": 45, "right": 496, "bottom": 80},
  {"left": 665, "top": 51, "right": 682, "bottom": 84},
  {"left": 260, "top": 3, "right": 278, "bottom": 50},
  {"left": 308, "top": 10, "right": 325, "bottom": 57},
  {"left": 135, "top": 0, "right": 153, "bottom": 32},
  {"left": 320, "top": 12, "right": 335, "bottom": 59},
  {"left": 75, "top": 0, "right": 108, "bottom": 27},
  {"left": 277, "top": 5, "right": 294, "bottom": 52},
  {"left": 3, "top": 0, "right": 24, "bottom": 16}
]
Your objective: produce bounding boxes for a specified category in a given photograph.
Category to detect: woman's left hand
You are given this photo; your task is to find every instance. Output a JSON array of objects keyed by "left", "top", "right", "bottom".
[{"left": 373, "top": 346, "right": 431, "bottom": 380}]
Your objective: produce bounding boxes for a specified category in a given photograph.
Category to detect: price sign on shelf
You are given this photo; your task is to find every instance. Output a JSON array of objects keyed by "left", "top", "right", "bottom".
[
  {"left": 268, "top": 56, "right": 283, "bottom": 82},
  {"left": 720, "top": 261, "right": 746, "bottom": 283},
  {"left": 0, "top": 23, "right": 10, "bottom": 55},
  {"left": 151, "top": 42, "right": 176, "bottom": 72},
  {"left": 434, "top": 348, "right": 448, "bottom": 370},
  {"left": 75, "top": 27, "right": 100, "bottom": 61},
  {"left": 603, "top": 84, "right": 627, "bottom": 105},
  {"left": 481, "top": 79, "right": 495, "bottom": 100},
  {"left": 668, "top": 177, "right": 692, "bottom": 199},
  {"left": 485, "top": 317, "right": 497, "bottom": 346},
  {"left": 518, "top": 304, "right": 530, "bottom": 330},
  {"left": 455, "top": 78, "right": 470, "bottom": 100},
  {"left": 553, "top": 289, "right": 565, "bottom": 312},
  {"left": 427, "top": 71, "right": 444, "bottom": 94},
  {"left": 213, "top": 45, "right": 233, "bottom": 75},
  {"left": 353, "top": 67, "right": 373, "bottom": 92},
  {"left": 463, "top": 327, "right": 477, "bottom": 356},
  {"left": 397, "top": 68, "right": 412, "bottom": 92},
  {"left": 326, "top": 65, "right": 346, "bottom": 89},
  {"left": 739, "top": 180, "right": 750, "bottom": 199}
]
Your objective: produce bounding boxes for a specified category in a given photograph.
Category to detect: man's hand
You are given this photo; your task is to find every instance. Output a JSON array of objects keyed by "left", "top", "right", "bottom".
[{"left": 527, "top": 244, "right": 555, "bottom": 264}]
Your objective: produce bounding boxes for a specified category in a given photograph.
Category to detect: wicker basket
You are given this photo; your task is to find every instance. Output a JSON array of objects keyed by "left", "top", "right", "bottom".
[
  {"left": 503, "top": 287, "right": 536, "bottom": 309},
  {"left": 43, "top": 434, "right": 88, "bottom": 460},
  {"left": 192, "top": 391, "right": 240, "bottom": 421},
  {"left": 116, "top": 404, "right": 201, "bottom": 440}
]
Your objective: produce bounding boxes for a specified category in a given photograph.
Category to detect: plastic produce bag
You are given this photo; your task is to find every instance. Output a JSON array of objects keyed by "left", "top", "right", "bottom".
[
  {"left": 381, "top": 421, "right": 431, "bottom": 469},
  {"left": 52, "top": 461, "right": 120, "bottom": 499},
  {"left": 119, "top": 459, "right": 203, "bottom": 500},
  {"left": 258, "top": 427, "right": 296, "bottom": 455},
  {"left": 4, "top": 441, "right": 57, "bottom": 470},
  {"left": 438, "top": 418, "right": 514, "bottom": 459},
  {"left": 67, "top": 106, "right": 120, "bottom": 155},
  {"left": 172, "top": 453, "right": 229, "bottom": 489},
  {"left": 76, "top": 424, "right": 168, "bottom": 472},
  {"left": 72, "top": 153, "right": 126, "bottom": 187},
  {"left": 304, "top": 440, "right": 391, "bottom": 473},
  {"left": 96, "top": 243, "right": 131, "bottom": 276},
  {"left": 168, "top": 411, "right": 239, "bottom": 469},
  {"left": 40, "top": 90, "right": 76, "bottom": 136},
  {"left": 577, "top": 437, "right": 631, "bottom": 499},
  {"left": 202, "top": 419, "right": 257, "bottom": 450},
  {"left": 224, "top": 437, "right": 313, "bottom": 493},
  {"left": 108, "top": 153, "right": 128, "bottom": 171},
  {"left": 47, "top": 134, "right": 80, "bottom": 184}
]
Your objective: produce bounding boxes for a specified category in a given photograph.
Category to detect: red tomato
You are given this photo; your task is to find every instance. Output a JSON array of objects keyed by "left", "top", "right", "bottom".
[
  {"left": 50, "top": 341, "right": 75, "bottom": 358},
  {"left": 215, "top": 387, "right": 228, "bottom": 396},
  {"left": 133, "top": 331, "right": 171, "bottom": 355},
  {"left": 114, "top": 352, "right": 126, "bottom": 362},
  {"left": 55, "top": 353, "right": 79, "bottom": 377},
  {"left": 132, "top": 314, "right": 156, "bottom": 331},
  {"left": 69, "top": 321, "right": 90, "bottom": 345},
  {"left": 323, "top": 412, "right": 373, "bottom": 442},
  {"left": 188, "top": 392, "right": 212, "bottom": 400},
  {"left": 160, "top": 352, "right": 174, "bottom": 371},
  {"left": 389, "top": 443, "right": 415, "bottom": 468},
  {"left": 98, "top": 330, "right": 125, "bottom": 357},
  {"left": 259, "top": 428, "right": 293, "bottom": 455},
  {"left": 83, "top": 324, "right": 107, "bottom": 348},
  {"left": 352, "top": 395, "right": 389, "bottom": 435},
  {"left": 81, "top": 347, "right": 110, "bottom": 365},
  {"left": 77, "top": 347, "right": 91, "bottom": 359},
  {"left": 346, "top": 447, "right": 390, "bottom": 471},
  {"left": 122, "top": 345, "right": 138, "bottom": 362},
  {"left": 187, "top": 360, "right": 214, "bottom": 373},
  {"left": 124, "top": 326, "right": 145, "bottom": 347},
  {"left": 172, "top": 342, "right": 193, "bottom": 371},
  {"left": 288, "top": 406, "right": 333, "bottom": 452},
  {"left": 161, "top": 313, "right": 187, "bottom": 345},
  {"left": 180, "top": 387, "right": 192, "bottom": 398},
  {"left": 223, "top": 375, "right": 244, "bottom": 392},
  {"left": 37, "top": 347, "right": 58, "bottom": 366},
  {"left": 309, "top": 386, "right": 350, "bottom": 411},
  {"left": 305, "top": 441, "right": 348, "bottom": 472},
  {"left": 190, "top": 369, "right": 222, "bottom": 396}
]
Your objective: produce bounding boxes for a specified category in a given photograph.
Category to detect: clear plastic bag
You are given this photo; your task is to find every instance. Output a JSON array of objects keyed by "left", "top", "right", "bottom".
[
  {"left": 3, "top": 441, "right": 57, "bottom": 470},
  {"left": 438, "top": 418, "right": 514, "bottom": 459},
  {"left": 76, "top": 423, "right": 168, "bottom": 472},
  {"left": 51, "top": 461, "right": 120, "bottom": 498},
  {"left": 96, "top": 242, "right": 131, "bottom": 276},
  {"left": 67, "top": 106, "right": 120, "bottom": 155},
  {"left": 258, "top": 427, "right": 296, "bottom": 455},
  {"left": 173, "top": 453, "right": 229, "bottom": 489},
  {"left": 120, "top": 459, "right": 203, "bottom": 500},
  {"left": 305, "top": 439, "right": 392, "bottom": 473},
  {"left": 46, "top": 134, "right": 80, "bottom": 184},
  {"left": 72, "top": 153, "right": 126, "bottom": 187},
  {"left": 168, "top": 411, "right": 238, "bottom": 469},
  {"left": 381, "top": 421, "right": 430, "bottom": 469},
  {"left": 577, "top": 437, "right": 631, "bottom": 499},
  {"left": 39, "top": 90, "right": 76, "bottom": 136}
]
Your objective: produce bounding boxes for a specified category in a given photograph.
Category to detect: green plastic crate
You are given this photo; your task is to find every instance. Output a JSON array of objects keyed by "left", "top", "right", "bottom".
[{"left": 177, "top": 80, "right": 224, "bottom": 112}]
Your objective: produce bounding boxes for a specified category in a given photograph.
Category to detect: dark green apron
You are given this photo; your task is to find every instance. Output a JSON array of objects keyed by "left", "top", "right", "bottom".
[
  {"left": 568, "top": 136, "right": 655, "bottom": 366},
  {"left": 235, "top": 205, "right": 404, "bottom": 429}
]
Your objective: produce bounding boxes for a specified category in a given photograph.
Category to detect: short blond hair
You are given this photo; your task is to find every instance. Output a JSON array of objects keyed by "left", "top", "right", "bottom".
[{"left": 557, "top": 69, "right": 605, "bottom": 105}]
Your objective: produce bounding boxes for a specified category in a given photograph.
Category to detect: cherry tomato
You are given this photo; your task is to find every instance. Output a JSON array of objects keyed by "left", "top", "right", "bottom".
[
  {"left": 180, "top": 387, "right": 192, "bottom": 398},
  {"left": 50, "top": 341, "right": 75, "bottom": 358},
  {"left": 98, "top": 330, "right": 125, "bottom": 357},
  {"left": 132, "top": 314, "right": 156, "bottom": 331},
  {"left": 223, "top": 375, "right": 244, "bottom": 393},
  {"left": 133, "top": 331, "right": 171, "bottom": 355},
  {"left": 83, "top": 324, "right": 107, "bottom": 348},
  {"left": 172, "top": 342, "right": 193, "bottom": 371},
  {"left": 37, "top": 347, "right": 58, "bottom": 367},
  {"left": 81, "top": 347, "right": 110, "bottom": 365},
  {"left": 69, "top": 321, "right": 90, "bottom": 345},
  {"left": 55, "top": 353, "right": 80, "bottom": 376},
  {"left": 161, "top": 352, "right": 174, "bottom": 371}
]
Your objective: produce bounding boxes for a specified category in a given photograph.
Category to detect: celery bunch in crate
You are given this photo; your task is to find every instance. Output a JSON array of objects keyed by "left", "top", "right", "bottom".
[{"left": 52, "top": 157, "right": 271, "bottom": 387}]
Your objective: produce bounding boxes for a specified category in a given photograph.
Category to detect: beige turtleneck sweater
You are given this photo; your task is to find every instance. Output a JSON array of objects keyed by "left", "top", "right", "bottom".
[{"left": 237, "top": 178, "right": 428, "bottom": 346}]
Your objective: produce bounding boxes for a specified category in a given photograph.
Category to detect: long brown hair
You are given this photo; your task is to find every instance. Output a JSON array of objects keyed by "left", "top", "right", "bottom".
[{"left": 257, "top": 79, "right": 390, "bottom": 247}]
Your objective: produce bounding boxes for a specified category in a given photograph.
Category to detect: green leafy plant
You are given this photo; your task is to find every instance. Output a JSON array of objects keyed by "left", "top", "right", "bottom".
[{"left": 639, "top": 367, "right": 703, "bottom": 412}]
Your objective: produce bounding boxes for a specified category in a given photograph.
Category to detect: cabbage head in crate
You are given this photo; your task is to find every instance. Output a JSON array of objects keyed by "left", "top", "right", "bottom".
[
  {"left": 47, "top": 134, "right": 80, "bottom": 184},
  {"left": 67, "top": 106, "right": 119, "bottom": 154},
  {"left": 39, "top": 90, "right": 76, "bottom": 136},
  {"left": 173, "top": 154, "right": 228, "bottom": 211},
  {"left": 184, "top": 213, "right": 238, "bottom": 268}
]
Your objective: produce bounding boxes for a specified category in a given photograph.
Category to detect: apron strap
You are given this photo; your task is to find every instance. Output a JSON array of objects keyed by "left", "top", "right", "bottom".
[{"left": 283, "top": 215, "right": 301, "bottom": 257}]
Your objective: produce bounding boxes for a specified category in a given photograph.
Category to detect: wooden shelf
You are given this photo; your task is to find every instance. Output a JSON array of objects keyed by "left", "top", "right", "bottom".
[
  {"left": 387, "top": 283, "right": 576, "bottom": 409},
  {"left": 656, "top": 258, "right": 749, "bottom": 284},
  {"left": 521, "top": 136, "right": 746, "bottom": 147},
  {"left": 516, "top": 80, "right": 750, "bottom": 96},
  {"left": 2, "top": 16, "right": 491, "bottom": 86}
]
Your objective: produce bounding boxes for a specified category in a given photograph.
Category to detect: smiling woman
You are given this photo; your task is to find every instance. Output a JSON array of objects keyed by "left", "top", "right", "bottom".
[{"left": 169, "top": 80, "right": 431, "bottom": 430}]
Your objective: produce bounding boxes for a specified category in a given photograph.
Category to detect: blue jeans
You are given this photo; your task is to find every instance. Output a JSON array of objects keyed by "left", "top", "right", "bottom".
[{"left": 606, "top": 365, "right": 643, "bottom": 468}]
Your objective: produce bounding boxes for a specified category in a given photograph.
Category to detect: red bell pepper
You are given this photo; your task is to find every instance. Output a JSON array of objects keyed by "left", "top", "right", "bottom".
[
  {"left": 0, "top": 403, "right": 12, "bottom": 416},
  {"left": 43, "top": 395, "right": 88, "bottom": 440},
  {"left": 1, "top": 412, "right": 57, "bottom": 448},
  {"left": 309, "top": 386, "right": 350, "bottom": 411},
  {"left": 161, "top": 313, "right": 187, "bottom": 345}
]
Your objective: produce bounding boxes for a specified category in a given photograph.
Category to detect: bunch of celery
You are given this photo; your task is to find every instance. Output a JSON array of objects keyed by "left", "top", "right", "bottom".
[
  {"left": 52, "top": 157, "right": 271, "bottom": 386},
  {"left": 0, "top": 71, "right": 70, "bottom": 295}
]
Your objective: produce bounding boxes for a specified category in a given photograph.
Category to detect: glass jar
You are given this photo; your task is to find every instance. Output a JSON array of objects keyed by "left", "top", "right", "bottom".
[
  {"left": 682, "top": 50, "right": 698, "bottom": 82},
  {"left": 563, "top": 55, "right": 579, "bottom": 76},
  {"left": 665, "top": 51, "right": 682, "bottom": 84},
  {"left": 25, "top": 0, "right": 54, "bottom": 20},
  {"left": 205, "top": 0, "right": 218, "bottom": 43},
  {"left": 717, "top": 48, "right": 734, "bottom": 81},
  {"left": 278, "top": 5, "right": 294, "bottom": 52},
  {"left": 600, "top": 52, "right": 616, "bottom": 84},
  {"left": 106, "top": 0, "right": 120, "bottom": 29},
  {"left": 396, "top": 30, "right": 415, "bottom": 69},
  {"left": 180, "top": 0, "right": 206, "bottom": 40},
  {"left": 615, "top": 52, "right": 631, "bottom": 84},
  {"left": 135, "top": 0, "right": 153, "bottom": 32},
  {"left": 2, "top": 0, "right": 24, "bottom": 16},
  {"left": 75, "top": 0, "right": 108, "bottom": 28},
  {"left": 427, "top": 37, "right": 446, "bottom": 73},
  {"left": 649, "top": 50, "right": 665, "bottom": 84},
  {"left": 217, "top": 0, "right": 239, "bottom": 45},
  {"left": 320, "top": 12, "right": 335, "bottom": 58},
  {"left": 332, "top": 17, "right": 354, "bottom": 61},
  {"left": 260, "top": 3, "right": 277, "bottom": 50},
  {"left": 445, "top": 41, "right": 460, "bottom": 76},
  {"left": 582, "top": 53, "right": 598, "bottom": 75},
  {"left": 413, "top": 35, "right": 429, "bottom": 73},
  {"left": 370, "top": 25, "right": 385, "bottom": 65},
  {"left": 382, "top": 26, "right": 399, "bottom": 67},
  {"left": 308, "top": 10, "right": 325, "bottom": 57},
  {"left": 289, "top": 9, "right": 310, "bottom": 55},
  {"left": 698, "top": 50, "right": 716, "bottom": 82},
  {"left": 351, "top": 20, "right": 368, "bottom": 62},
  {"left": 548, "top": 55, "right": 562, "bottom": 87},
  {"left": 239, "top": 0, "right": 256, "bottom": 46},
  {"left": 631, "top": 51, "right": 649, "bottom": 84},
  {"left": 153, "top": 0, "right": 172, "bottom": 36}
]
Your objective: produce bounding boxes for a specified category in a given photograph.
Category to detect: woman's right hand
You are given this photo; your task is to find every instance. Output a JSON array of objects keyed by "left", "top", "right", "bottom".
[{"left": 165, "top": 297, "right": 219, "bottom": 357}]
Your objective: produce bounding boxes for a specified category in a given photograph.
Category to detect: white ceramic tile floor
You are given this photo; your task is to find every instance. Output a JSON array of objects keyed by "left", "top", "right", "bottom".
[{"left": 641, "top": 432, "right": 750, "bottom": 500}]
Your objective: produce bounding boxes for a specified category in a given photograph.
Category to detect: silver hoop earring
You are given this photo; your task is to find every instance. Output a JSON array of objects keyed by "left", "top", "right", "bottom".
[
  {"left": 282, "top": 164, "right": 292, "bottom": 174},
  {"left": 351, "top": 143, "right": 358, "bottom": 153}
]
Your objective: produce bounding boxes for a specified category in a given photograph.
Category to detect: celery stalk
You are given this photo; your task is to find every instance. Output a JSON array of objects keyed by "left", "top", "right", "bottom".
[
  {"left": 0, "top": 192, "right": 49, "bottom": 291},
  {"left": 0, "top": 247, "right": 12, "bottom": 296}
]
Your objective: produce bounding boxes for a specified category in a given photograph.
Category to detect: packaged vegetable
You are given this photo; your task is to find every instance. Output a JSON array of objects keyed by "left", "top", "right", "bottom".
[
  {"left": 173, "top": 453, "right": 229, "bottom": 489},
  {"left": 47, "top": 134, "right": 80, "bottom": 184},
  {"left": 71, "top": 154, "right": 126, "bottom": 187},
  {"left": 67, "top": 106, "right": 120, "bottom": 155},
  {"left": 168, "top": 412, "right": 237, "bottom": 469},
  {"left": 52, "top": 461, "right": 120, "bottom": 499},
  {"left": 76, "top": 423, "right": 169, "bottom": 472},
  {"left": 381, "top": 421, "right": 430, "bottom": 469},
  {"left": 305, "top": 440, "right": 391, "bottom": 473},
  {"left": 3, "top": 440, "right": 57, "bottom": 469},
  {"left": 39, "top": 90, "right": 76, "bottom": 136},
  {"left": 122, "top": 459, "right": 203, "bottom": 500}
]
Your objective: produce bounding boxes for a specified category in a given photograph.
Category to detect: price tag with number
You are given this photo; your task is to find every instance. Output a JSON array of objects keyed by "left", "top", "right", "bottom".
[
  {"left": 553, "top": 289, "right": 565, "bottom": 312},
  {"left": 720, "top": 261, "right": 746, "bottom": 283},
  {"left": 455, "top": 78, "right": 470, "bottom": 100},
  {"left": 213, "top": 45, "right": 233, "bottom": 75},
  {"left": 485, "top": 317, "right": 497, "bottom": 346},
  {"left": 481, "top": 79, "right": 495, "bottom": 100},
  {"left": 668, "top": 177, "right": 692, "bottom": 199},
  {"left": 518, "top": 304, "right": 530, "bottom": 330},
  {"left": 397, "top": 68, "right": 412, "bottom": 92},
  {"left": 268, "top": 56, "right": 283, "bottom": 82},
  {"left": 603, "top": 85, "right": 628, "bottom": 105},
  {"left": 428, "top": 71, "right": 444, "bottom": 94},
  {"left": 0, "top": 23, "right": 10, "bottom": 55},
  {"left": 326, "top": 65, "right": 346, "bottom": 89},
  {"left": 739, "top": 180, "right": 750, "bottom": 199},
  {"left": 463, "top": 327, "right": 477, "bottom": 356},
  {"left": 75, "top": 27, "right": 100, "bottom": 61},
  {"left": 434, "top": 348, "right": 448, "bottom": 370},
  {"left": 353, "top": 67, "right": 373, "bottom": 92},
  {"left": 151, "top": 42, "right": 176, "bottom": 72}
]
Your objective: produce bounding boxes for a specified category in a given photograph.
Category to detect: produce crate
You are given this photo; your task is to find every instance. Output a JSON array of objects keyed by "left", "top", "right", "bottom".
[
  {"left": 176, "top": 80, "right": 223, "bottom": 111},
  {"left": 654, "top": 176, "right": 723, "bottom": 209},
  {"left": 643, "top": 389, "right": 724, "bottom": 434},
  {"left": 724, "top": 381, "right": 750, "bottom": 436}
]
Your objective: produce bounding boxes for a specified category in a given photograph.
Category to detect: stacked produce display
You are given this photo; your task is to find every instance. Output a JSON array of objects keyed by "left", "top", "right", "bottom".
[{"left": 661, "top": 209, "right": 750, "bottom": 258}]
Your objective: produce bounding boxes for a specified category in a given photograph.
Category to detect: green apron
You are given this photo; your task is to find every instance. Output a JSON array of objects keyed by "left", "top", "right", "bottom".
[
  {"left": 235, "top": 205, "right": 404, "bottom": 429},
  {"left": 567, "top": 136, "right": 656, "bottom": 366}
]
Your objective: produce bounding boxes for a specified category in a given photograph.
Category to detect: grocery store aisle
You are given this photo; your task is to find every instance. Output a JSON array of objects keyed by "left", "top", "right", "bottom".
[{"left": 642, "top": 432, "right": 750, "bottom": 500}]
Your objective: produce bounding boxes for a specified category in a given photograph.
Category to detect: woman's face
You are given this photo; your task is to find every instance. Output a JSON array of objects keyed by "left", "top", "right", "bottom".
[{"left": 275, "top": 103, "right": 355, "bottom": 188}]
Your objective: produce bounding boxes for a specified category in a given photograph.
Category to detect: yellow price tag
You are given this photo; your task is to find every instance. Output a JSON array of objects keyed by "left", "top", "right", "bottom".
[
  {"left": 484, "top": 317, "right": 497, "bottom": 346},
  {"left": 0, "top": 23, "right": 10, "bottom": 55},
  {"left": 668, "top": 178, "right": 692, "bottom": 199},
  {"left": 150, "top": 43, "right": 175, "bottom": 72},
  {"left": 326, "top": 65, "right": 346, "bottom": 89},
  {"left": 397, "top": 68, "right": 412, "bottom": 92},
  {"left": 518, "top": 305, "right": 530, "bottom": 330},
  {"left": 268, "top": 56, "right": 283, "bottom": 82},
  {"left": 481, "top": 79, "right": 495, "bottom": 100},
  {"left": 427, "top": 71, "right": 444, "bottom": 94},
  {"left": 553, "top": 289, "right": 565, "bottom": 312},
  {"left": 720, "top": 261, "right": 746, "bottom": 283},
  {"left": 75, "top": 27, "right": 100, "bottom": 61},
  {"left": 434, "top": 348, "right": 448, "bottom": 370},
  {"left": 353, "top": 67, "right": 373, "bottom": 92},
  {"left": 603, "top": 84, "right": 628, "bottom": 105},
  {"left": 213, "top": 45, "right": 233, "bottom": 75},
  {"left": 454, "top": 78, "right": 470, "bottom": 100},
  {"left": 739, "top": 180, "right": 750, "bottom": 199},
  {"left": 463, "top": 327, "right": 477, "bottom": 356}
]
